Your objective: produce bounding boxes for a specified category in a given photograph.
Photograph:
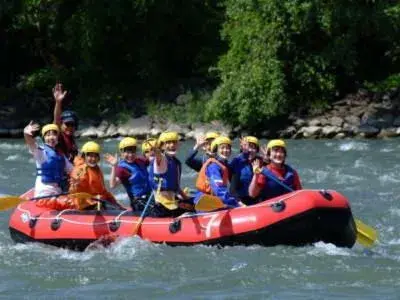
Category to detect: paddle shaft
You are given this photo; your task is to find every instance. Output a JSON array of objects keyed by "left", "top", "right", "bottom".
[
  {"left": 29, "top": 192, "right": 70, "bottom": 201},
  {"left": 132, "top": 190, "right": 155, "bottom": 235}
]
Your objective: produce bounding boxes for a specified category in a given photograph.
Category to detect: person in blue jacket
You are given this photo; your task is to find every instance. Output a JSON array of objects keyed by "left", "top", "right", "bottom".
[
  {"left": 105, "top": 137, "right": 150, "bottom": 211},
  {"left": 194, "top": 136, "right": 244, "bottom": 210},
  {"left": 185, "top": 131, "right": 219, "bottom": 172},
  {"left": 230, "top": 136, "right": 261, "bottom": 205}
]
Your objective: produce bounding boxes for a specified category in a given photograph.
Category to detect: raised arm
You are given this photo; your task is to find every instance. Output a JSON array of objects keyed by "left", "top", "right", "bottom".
[
  {"left": 23, "top": 121, "right": 40, "bottom": 151},
  {"left": 104, "top": 153, "right": 120, "bottom": 189},
  {"left": 248, "top": 159, "right": 263, "bottom": 198},
  {"left": 52, "top": 83, "right": 67, "bottom": 126}
]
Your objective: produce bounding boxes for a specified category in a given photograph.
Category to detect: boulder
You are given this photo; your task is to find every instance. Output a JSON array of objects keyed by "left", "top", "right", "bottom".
[
  {"left": 96, "top": 120, "right": 109, "bottom": 138},
  {"left": 344, "top": 115, "right": 360, "bottom": 126},
  {"left": 377, "top": 127, "right": 399, "bottom": 138},
  {"left": 393, "top": 116, "right": 400, "bottom": 127},
  {"left": 357, "top": 124, "right": 380, "bottom": 138},
  {"left": 373, "top": 113, "right": 394, "bottom": 129},
  {"left": 117, "top": 116, "right": 152, "bottom": 138},
  {"left": 293, "top": 118, "right": 306, "bottom": 128},
  {"left": 299, "top": 126, "right": 322, "bottom": 138},
  {"left": 185, "top": 123, "right": 217, "bottom": 139},
  {"left": 308, "top": 119, "right": 322, "bottom": 126},
  {"left": 342, "top": 124, "right": 358, "bottom": 136},
  {"left": 279, "top": 126, "right": 297, "bottom": 138},
  {"left": 321, "top": 126, "right": 342, "bottom": 138},
  {"left": 80, "top": 126, "right": 99, "bottom": 138},
  {"left": 165, "top": 123, "right": 191, "bottom": 136},
  {"left": 334, "top": 133, "right": 346, "bottom": 139},
  {"left": 329, "top": 116, "right": 344, "bottom": 127},
  {"left": 105, "top": 124, "right": 119, "bottom": 138}
]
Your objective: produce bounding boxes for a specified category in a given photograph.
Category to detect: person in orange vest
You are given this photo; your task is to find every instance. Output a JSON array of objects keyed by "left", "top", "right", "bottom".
[
  {"left": 185, "top": 131, "right": 219, "bottom": 172},
  {"left": 69, "top": 141, "right": 122, "bottom": 210},
  {"left": 248, "top": 139, "right": 302, "bottom": 200},
  {"left": 194, "top": 136, "right": 244, "bottom": 209}
]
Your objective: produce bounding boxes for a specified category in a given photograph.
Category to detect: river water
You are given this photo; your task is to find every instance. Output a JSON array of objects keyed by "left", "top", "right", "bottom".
[{"left": 0, "top": 138, "right": 399, "bottom": 299}]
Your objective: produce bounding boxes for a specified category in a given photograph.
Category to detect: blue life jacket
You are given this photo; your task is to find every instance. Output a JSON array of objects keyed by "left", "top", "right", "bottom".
[
  {"left": 260, "top": 164, "right": 295, "bottom": 200},
  {"left": 118, "top": 159, "right": 151, "bottom": 198},
  {"left": 150, "top": 155, "right": 181, "bottom": 192},
  {"left": 230, "top": 153, "right": 254, "bottom": 198},
  {"left": 36, "top": 144, "right": 65, "bottom": 185}
]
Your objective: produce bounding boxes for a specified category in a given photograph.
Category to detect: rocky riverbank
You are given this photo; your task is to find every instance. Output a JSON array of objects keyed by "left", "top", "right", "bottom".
[{"left": 1, "top": 89, "right": 400, "bottom": 140}]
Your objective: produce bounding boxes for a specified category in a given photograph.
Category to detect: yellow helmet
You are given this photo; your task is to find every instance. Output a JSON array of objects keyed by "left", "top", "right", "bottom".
[
  {"left": 244, "top": 136, "right": 259, "bottom": 147},
  {"left": 211, "top": 136, "right": 232, "bottom": 152},
  {"left": 158, "top": 131, "right": 179, "bottom": 144},
  {"left": 81, "top": 141, "right": 101, "bottom": 154},
  {"left": 119, "top": 137, "right": 137, "bottom": 150},
  {"left": 142, "top": 138, "right": 157, "bottom": 153},
  {"left": 267, "top": 139, "right": 286, "bottom": 150},
  {"left": 205, "top": 131, "right": 220, "bottom": 140},
  {"left": 41, "top": 124, "right": 59, "bottom": 137}
]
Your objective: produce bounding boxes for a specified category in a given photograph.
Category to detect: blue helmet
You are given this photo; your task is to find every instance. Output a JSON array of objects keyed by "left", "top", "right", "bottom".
[{"left": 61, "top": 110, "right": 79, "bottom": 129}]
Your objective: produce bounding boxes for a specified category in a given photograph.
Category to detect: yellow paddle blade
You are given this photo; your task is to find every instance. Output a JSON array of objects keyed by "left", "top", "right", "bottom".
[
  {"left": 0, "top": 196, "right": 25, "bottom": 211},
  {"left": 69, "top": 192, "right": 95, "bottom": 199},
  {"left": 355, "top": 219, "right": 377, "bottom": 248},
  {"left": 195, "top": 194, "right": 225, "bottom": 211}
]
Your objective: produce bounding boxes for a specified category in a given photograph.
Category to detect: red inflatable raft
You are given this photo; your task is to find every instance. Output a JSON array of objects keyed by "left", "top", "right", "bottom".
[{"left": 9, "top": 189, "right": 356, "bottom": 251}]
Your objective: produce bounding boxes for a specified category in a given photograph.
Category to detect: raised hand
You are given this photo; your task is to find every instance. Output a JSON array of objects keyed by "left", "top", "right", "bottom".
[
  {"left": 252, "top": 158, "right": 262, "bottom": 173},
  {"left": 23, "top": 121, "right": 40, "bottom": 136},
  {"left": 52, "top": 83, "right": 67, "bottom": 103},
  {"left": 195, "top": 135, "right": 206, "bottom": 150},
  {"left": 104, "top": 153, "right": 118, "bottom": 166},
  {"left": 260, "top": 145, "right": 268, "bottom": 161},
  {"left": 240, "top": 137, "right": 249, "bottom": 152}
]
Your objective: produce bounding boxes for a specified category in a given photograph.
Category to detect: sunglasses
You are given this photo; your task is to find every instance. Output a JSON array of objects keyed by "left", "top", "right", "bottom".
[{"left": 64, "top": 122, "right": 76, "bottom": 128}]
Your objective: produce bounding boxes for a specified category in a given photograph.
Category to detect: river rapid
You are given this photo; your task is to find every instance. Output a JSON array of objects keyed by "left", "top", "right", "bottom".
[{"left": 0, "top": 138, "right": 399, "bottom": 299}]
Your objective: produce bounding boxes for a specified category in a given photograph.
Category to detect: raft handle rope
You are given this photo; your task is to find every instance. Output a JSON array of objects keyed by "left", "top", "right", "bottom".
[{"left": 16, "top": 189, "right": 318, "bottom": 227}]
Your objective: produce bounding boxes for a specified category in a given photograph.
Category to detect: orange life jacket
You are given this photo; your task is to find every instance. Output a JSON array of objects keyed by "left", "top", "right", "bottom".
[
  {"left": 69, "top": 156, "right": 117, "bottom": 204},
  {"left": 195, "top": 158, "right": 229, "bottom": 194}
]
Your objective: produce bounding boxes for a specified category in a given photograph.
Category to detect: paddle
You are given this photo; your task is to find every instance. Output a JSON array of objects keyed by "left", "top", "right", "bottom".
[
  {"left": 195, "top": 194, "right": 226, "bottom": 211},
  {"left": 259, "top": 168, "right": 377, "bottom": 247},
  {"left": 0, "top": 192, "right": 94, "bottom": 211},
  {"left": 132, "top": 178, "right": 162, "bottom": 235}
]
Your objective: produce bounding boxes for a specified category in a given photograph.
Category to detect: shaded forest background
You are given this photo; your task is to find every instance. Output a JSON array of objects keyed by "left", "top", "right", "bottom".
[{"left": 1, "top": 0, "right": 400, "bottom": 131}]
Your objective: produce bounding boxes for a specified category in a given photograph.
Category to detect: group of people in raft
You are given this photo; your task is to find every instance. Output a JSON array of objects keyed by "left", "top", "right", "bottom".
[{"left": 23, "top": 83, "right": 302, "bottom": 217}]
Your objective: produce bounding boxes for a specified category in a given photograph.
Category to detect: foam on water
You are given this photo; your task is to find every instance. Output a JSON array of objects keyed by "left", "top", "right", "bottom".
[
  {"left": 308, "top": 242, "right": 353, "bottom": 257},
  {"left": 389, "top": 208, "right": 400, "bottom": 217},
  {"left": 379, "top": 173, "right": 400, "bottom": 184},
  {"left": 0, "top": 143, "right": 25, "bottom": 151},
  {"left": 338, "top": 142, "right": 369, "bottom": 151},
  {"left": 380, "top": 147, "right": 394, "bottom": 153},
  {"left": 5, "top": 154, "right": 21, "bottom": 161}
]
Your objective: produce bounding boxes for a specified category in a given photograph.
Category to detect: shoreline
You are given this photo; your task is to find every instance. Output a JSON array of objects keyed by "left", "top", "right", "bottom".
[{"left": 1, "top": 88, "right": 400, "bottom": 140}]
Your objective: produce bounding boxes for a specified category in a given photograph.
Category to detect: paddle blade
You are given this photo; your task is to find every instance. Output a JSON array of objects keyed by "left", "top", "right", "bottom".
[
  {"left": 355, "top": 219, "right": 377, "bottom": 248},
  {"left": 195, "top": 194, "right": 225, "bottom": 212},
  {"left": 0, "top": 196, "right": 24, "bottom": 211}
]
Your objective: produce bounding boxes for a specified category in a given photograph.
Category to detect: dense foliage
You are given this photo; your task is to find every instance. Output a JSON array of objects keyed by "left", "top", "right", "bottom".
[
  {"left": 1, "top": 0, "right": 400, "bottom": 128},
  {"left": 209, "top": 0, "right": 400, "bottom": 129}
]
